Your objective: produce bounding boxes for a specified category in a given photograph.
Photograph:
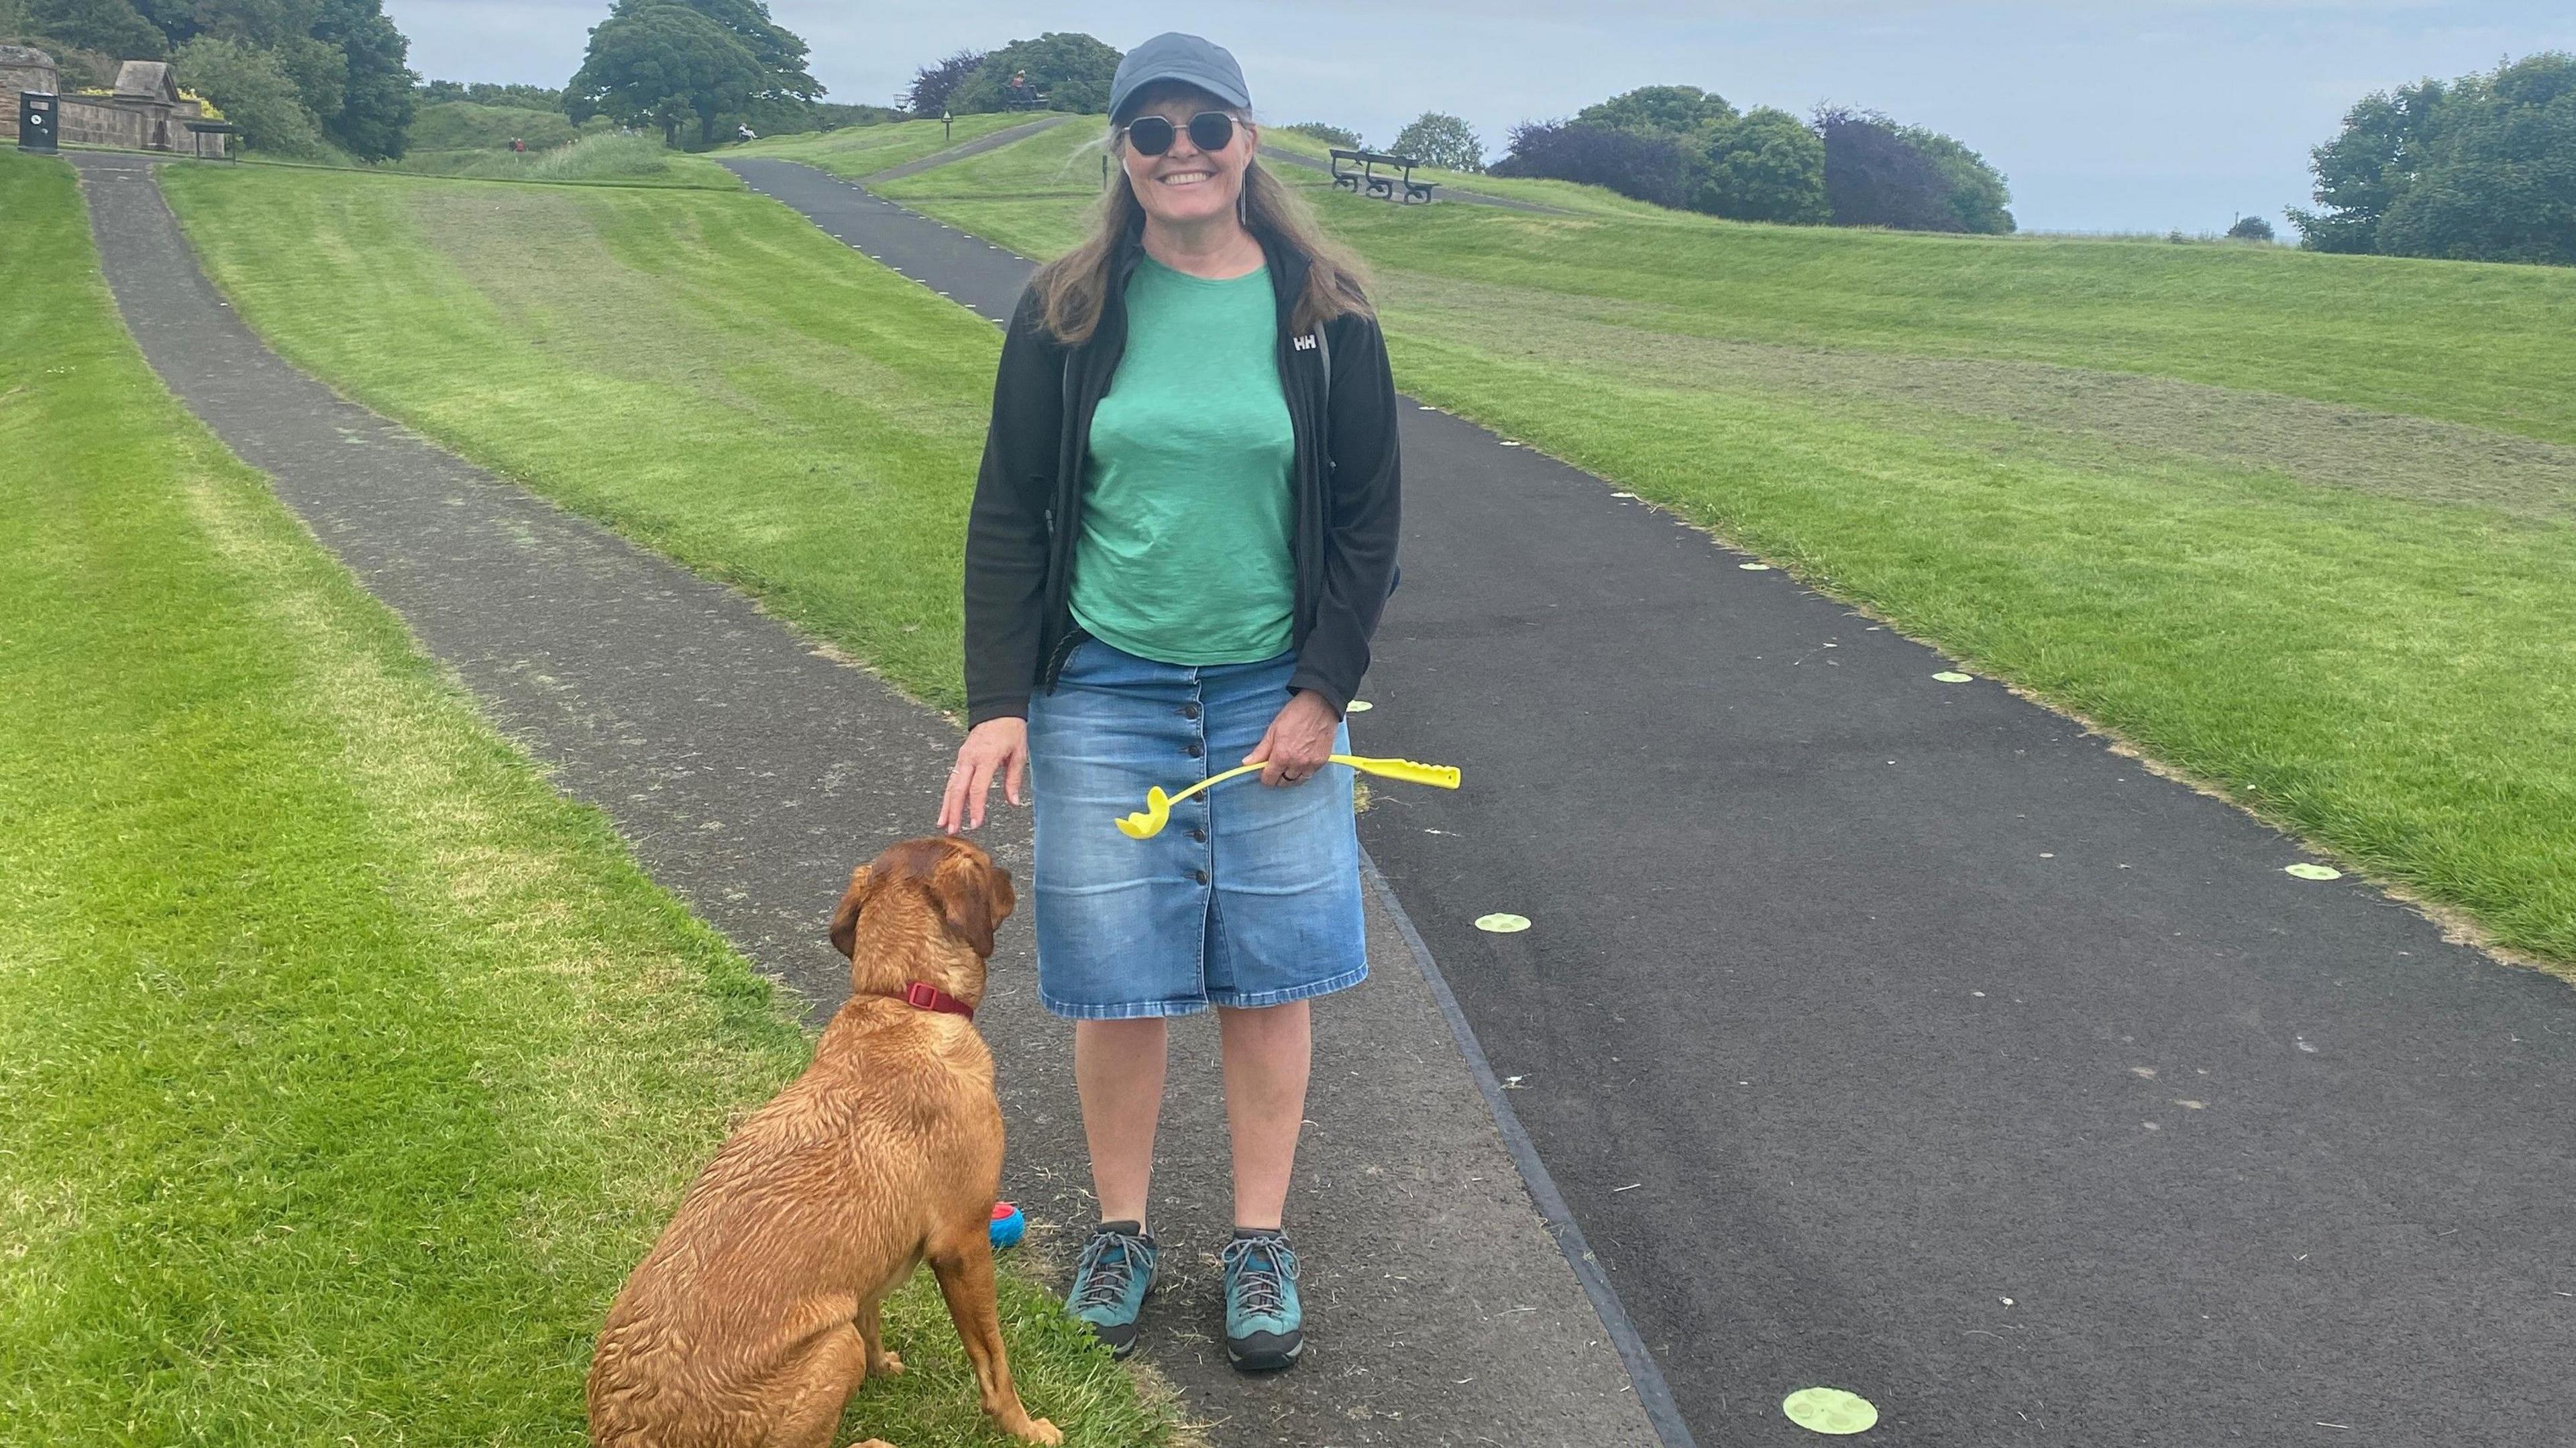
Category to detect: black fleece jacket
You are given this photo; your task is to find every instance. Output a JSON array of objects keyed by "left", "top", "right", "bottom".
[{"left": 961, "top": 222, "right": 1403, "bottom": 728}]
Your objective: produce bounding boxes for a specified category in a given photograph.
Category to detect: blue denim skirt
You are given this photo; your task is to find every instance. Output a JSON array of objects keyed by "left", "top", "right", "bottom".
[{"left": 1026, "top": 635, "right": 1368, "bottom": 1019}]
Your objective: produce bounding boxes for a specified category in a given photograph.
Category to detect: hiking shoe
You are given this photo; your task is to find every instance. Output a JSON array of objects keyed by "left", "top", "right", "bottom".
[
  {"left": 1067, "top": 1220, "right": 1157, "bottom": 1358},
  {"left": 1220, "top": 1229, "right": 1303, "bottom": 1371}
]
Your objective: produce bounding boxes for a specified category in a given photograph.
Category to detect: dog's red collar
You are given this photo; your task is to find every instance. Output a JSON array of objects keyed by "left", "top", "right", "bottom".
[{"left": 900, "top": 980, "right": 975, "bottom": 1020}]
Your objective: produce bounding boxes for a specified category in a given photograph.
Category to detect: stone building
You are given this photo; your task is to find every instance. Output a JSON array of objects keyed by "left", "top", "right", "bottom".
[{"left": 4, "top": 50, "right": 227, "bottom": 157}]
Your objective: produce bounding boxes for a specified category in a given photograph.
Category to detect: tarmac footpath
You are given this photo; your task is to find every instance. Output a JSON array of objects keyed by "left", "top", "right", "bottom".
[
  {"left": 66, "top": 149, "right": 1663, "bottom": 1448},
  {"left": 720, "top": 154, "right": 2576, "bottom": 1445}
]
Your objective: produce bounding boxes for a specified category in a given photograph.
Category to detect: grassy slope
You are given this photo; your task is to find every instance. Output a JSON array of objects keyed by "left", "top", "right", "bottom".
[
  {"left": 885, "top": 127, "right": 2576, "bottom": 964},
  {"left": 160, "top": 163, "right": 996, "bottom": 710},
  {"left": 154, "top": 134, "right": 2576, "bottom": 964},
  {"left": 735, "top": 112, "right": 1055, "bottom": 179},
  {"left": 0, "top": 152, "right": 1166, "bottom": 1445}
]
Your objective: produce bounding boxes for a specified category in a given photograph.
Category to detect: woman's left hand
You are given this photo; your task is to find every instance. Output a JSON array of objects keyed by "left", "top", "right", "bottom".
[{"left": 1244, "top": 689, "right": 1340, "bottom": 786}]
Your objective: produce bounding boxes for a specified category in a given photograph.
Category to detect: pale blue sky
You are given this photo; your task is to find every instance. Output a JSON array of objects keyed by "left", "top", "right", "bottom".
[{"left": 387, "top": 1, "right": 2569, "bottom": 233}]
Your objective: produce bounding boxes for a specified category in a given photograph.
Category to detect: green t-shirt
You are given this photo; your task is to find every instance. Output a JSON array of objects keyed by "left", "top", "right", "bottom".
[{"left": 1069, "top": 255, "right": 1296, "bottom": 666}]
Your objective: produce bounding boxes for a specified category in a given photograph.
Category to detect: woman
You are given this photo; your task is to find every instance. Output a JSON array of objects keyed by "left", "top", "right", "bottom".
[{"left": 936, "top": 32, "right": 1401, "bottom": 1374}]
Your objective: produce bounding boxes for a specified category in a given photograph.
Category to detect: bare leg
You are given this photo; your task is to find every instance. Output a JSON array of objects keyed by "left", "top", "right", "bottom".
[
  {"left": 1216, "top": 1000, "right": 1313, "bottom": 1230},
  {"left": 765, "top": 1323, "right": 868, "bottom": 1448},
  {"left": 930, "top": 1231, "right": 1062, "bottom": 1444},
  {"left": 857, "top": 1299, "right": 902, "bottom": 1379},
  {"left": 1073, "top": 1017, "right": 1168, "bottom": 1227}
]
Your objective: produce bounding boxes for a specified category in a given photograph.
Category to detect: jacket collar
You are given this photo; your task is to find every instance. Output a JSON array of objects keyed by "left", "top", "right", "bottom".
[{"left": 1106, "top": 215, "right": 1313, "bottom": 330}]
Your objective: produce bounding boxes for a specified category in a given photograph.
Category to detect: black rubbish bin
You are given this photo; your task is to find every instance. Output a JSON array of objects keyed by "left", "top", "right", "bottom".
[{"left": 18, "top": 91, "right": 58, "bottom": 153}]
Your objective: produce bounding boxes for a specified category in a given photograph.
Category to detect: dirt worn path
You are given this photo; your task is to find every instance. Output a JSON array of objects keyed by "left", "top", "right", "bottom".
[{"left": 720, "top": 154, "right": 2576, "bottom": 1447}]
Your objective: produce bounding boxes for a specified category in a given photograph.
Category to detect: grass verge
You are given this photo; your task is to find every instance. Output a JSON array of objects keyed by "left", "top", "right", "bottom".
[
  {"left": 735, "top": 113, "right": 1060, "bottom": 178},
  {"left": 158, "top": 161, "right": 998, "bottom": 711},
  {"left": 0, "top": 150, "right": 1171, "bottom": 1446}
]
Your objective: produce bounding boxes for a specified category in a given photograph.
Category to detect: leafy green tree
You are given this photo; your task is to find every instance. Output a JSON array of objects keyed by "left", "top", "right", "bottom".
[
  {"left": 2228, "top": 215, "right": 2275, "bottom": 241},
  {"left": 620, "top": 0, "right": 813, "bottom": 103},
  {"left": 567, "top": 1, "right": 761, "bottom": 145},
  {"left": 1391, "top": 111, "right": 1483, "bottom": 171},
  {"left": 1284, "top": 121, "right": 1363, "bottom": 150},
  {"left": 26, "top": 0, "right": 166, "bottom": 55},
  {"left": 1815, "top": 106, "right": 1961, "bottom": 231},
  {"left": 312, "top": 0, "right": 413, "bottom": 158},
  {"left": 946, "top": 32, "right": 1120, "bottom": 114},
  {"left": 170, "top": 34, "right": 326, "bottom": 154},
  {"left": 1575, "top": 84, "right": 1735, "bottom": 139},
  {"left": 2369, "top": 53, "right": 2575, "bottom": 266},
  {"left": 2287, "top": 78, "right": 2448, "bottom": 254},
  {"left": 1900, "top": 124, "right": 2015, "bottom": 233},
  {"left": 1698, "top": 105, "right": 1827, "bottom": 223}
]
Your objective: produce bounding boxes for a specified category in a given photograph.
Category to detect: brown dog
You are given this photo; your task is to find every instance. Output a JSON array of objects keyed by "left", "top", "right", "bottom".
[{"left": 587, "top": 836, "right": 1059, "bottom": 1448}]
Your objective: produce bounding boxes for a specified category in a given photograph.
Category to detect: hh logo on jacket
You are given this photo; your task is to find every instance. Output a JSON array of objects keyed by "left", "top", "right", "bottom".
[{"left": 1291, "top": 333, "right": 1318, "bottom": 351}]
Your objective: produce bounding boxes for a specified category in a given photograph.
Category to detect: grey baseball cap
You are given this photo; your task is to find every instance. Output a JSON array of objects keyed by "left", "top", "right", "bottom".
[{"left": 1108, "top": 32, "right": 1251, "bottom": 123}]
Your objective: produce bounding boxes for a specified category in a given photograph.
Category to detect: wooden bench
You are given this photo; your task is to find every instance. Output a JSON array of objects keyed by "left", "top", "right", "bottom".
[{"left": 1329, "top": 148, "right": 1437, "bottom": 203}]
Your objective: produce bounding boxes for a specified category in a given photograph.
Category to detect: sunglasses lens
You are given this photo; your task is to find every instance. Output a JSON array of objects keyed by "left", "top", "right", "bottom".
[
  {"left": 1188, "top": 113, "right": 1234, "bottom": 152},
  {"left": 1127, "top": 116, "right": 1175, "bottom": 154}
]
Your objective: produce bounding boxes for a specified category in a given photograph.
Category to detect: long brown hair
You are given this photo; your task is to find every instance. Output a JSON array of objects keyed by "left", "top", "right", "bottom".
[{"left": 1032, "top": 98, "right": 1374, "bottom": 346}]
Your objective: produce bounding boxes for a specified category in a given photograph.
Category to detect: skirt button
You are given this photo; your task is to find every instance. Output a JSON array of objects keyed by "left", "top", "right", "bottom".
[
  {"left": 1193, "top": 869, "right": 1210, "bottom": 885},
  {"left": 1185, "top": 740, "right": 1203, "bottom": 758},
  {"left": 1181, "top": 702, "right": 1201, "bottom": 719}
]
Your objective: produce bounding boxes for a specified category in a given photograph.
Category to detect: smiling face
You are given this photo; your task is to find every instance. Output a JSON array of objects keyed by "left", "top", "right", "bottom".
[{"left": 1116, "top": 82, "right": 1256, "bottom": 230}]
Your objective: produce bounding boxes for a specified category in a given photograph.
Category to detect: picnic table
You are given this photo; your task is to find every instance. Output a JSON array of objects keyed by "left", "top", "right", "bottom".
[{"left": 1328, "top": 148, "right": 1437, "bottom": 204}]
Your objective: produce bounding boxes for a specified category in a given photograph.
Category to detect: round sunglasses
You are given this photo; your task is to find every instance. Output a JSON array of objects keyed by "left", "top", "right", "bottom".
[{"left": 1120, "top": 110, "right": 1237, "bottom": 157}]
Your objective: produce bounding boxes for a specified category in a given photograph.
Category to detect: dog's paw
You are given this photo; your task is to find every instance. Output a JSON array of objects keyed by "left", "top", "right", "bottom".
[
  {"left": 870, "top": 1350, "right": 905, "bottom": 1377},
  {"left": 849, "top": 1439, "right": 898, "bottom": 1448},
  {"left": 1014, "top": 1418, "right": 1063, "bottom": 1446}
]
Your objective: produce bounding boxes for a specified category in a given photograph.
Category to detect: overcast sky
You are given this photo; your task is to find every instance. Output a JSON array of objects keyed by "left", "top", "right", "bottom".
[{"left": 388, "top": 1, "right": 2567, "bottom": 233}]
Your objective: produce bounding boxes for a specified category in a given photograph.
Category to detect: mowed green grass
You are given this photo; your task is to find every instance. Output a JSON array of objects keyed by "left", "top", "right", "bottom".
[
  {"left": 154, "top": 136, "right": 2576, "bottom": 965},
  {"left": 160, "top": 162, "right": 999, "bottom": 711},
  {"left": 735, "top": 112, "right": 1057, "bottom": 179},
  {"left": 0, "top": 152, "right": 1170, "bottom": 1445}
]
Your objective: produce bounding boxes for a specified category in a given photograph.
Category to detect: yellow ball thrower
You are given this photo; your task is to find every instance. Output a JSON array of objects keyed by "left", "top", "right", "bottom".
[{"left": 1114, "top": 755, "right": 1460, "bottom": 839}]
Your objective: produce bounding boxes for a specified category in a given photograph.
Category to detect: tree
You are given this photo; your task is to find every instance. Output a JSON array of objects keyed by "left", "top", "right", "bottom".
[
  {"left": 567, "top": 2, "right": 762, "bottom": 146},
  {"left": 1899, "top": 124, "right": 2015, "bottom": 233},
  {"left": 945, "top": 32, "right": 1120, "bottom": 114},
  {"left": 26, "top": 0, "right": 165, "bottom": 55},
  {"left": 170, "top": 34, "right": 326, "bottom": 154},
  {"left": 904, "top": 46, "right": 981, "bottom": 115},
  {"left": 2366, "top": 54, "right": 2576, "bottom": 266},
  {"left": 1815, "top": 106, "right": 1968, "bottom": 231},
  {"left": 627, "top": 0, "right": 814, "bottom": 103},
  {"left": 312, "top": 0, "right": 413, "bottom": 158},
  {"left": 1283, "top": 121, "right": 1362, "bottom": 150},
  {"left": 1575, "top": 84, "right": 1734, "bottom": 138},
  {"left": 2228, "top": 215, "right": 2276, "bottom": 241},
  {"left": 1391, "top": 111, "right": 1482, "bottom": 171},
  {"left": 2287, "top": 78, "right": 2449, "bottom": 254},
  {"left": 1699, "top": 106, "right": 1827, "bottom": 223},
  {"left": 1490, "top": 120, "right": 1697, "bottom": 209}
]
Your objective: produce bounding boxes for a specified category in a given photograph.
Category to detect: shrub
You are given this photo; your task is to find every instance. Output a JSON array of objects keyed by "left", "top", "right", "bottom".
[
  {"left": 1491, "top": 119, "right": 1698, "bottom": 207},
  {"left": 2228, "top": 215, "right": 2277, "bottom": 241},
  {"left": 1390, "top": 111, "right": 1483, "bottom": 172},
  {"left": 1699, "top": 106, "right": 1828, "bottom": 223},
  {"left": 1284, "top": 121, "right": 1362, "bottom": 150},
  {"left": 1815, "top": 106, "right": 1964, "bottom": 231},
  {"left": 171, "top": 35, "right": 329, "bottom": 158}
]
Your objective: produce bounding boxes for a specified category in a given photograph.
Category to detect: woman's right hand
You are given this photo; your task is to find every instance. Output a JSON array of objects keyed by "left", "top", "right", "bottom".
[{"left": 940, "top": 717, "right": 1029, "bottom": 834}]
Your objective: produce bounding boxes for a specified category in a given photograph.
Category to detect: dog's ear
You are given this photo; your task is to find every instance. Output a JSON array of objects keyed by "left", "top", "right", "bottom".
[
  {"left": 828, "top": 865, "right": 874, "bottom": 960},
  {"left": 931, "top": 849, "right": 1010, "bottom": 959}
]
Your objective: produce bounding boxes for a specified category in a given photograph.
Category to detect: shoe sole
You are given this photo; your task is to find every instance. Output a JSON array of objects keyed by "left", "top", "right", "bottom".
[{"left": 1225, "top": 1335, "right": 1303, "bottom": 1372}]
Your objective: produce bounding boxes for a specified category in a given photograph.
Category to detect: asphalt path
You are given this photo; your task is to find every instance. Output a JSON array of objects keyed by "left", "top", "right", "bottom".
[
  {"left": 723, "top": 156, "right": 2576, "bottom": 1446},
  {"left": 70, "top": 150, "right": 1659, "bottom": 1448}
]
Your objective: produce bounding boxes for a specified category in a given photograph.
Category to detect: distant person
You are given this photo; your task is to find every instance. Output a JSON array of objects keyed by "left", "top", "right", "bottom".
[
  {"left": 941, "top": 32, "right": 1399, "bottom": 1375},
  {"left": 1006, "top": 70, "right": 1030, "bottom": 109},
  {"left": 736, "top": 122, "right": 755, "bottom": 143},
  {"left": 509, "top": 137, "right": 525, "bottom": 154}
]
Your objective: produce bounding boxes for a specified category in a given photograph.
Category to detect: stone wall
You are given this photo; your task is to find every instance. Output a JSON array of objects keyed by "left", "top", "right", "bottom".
[{"left": 5, "top": 48, "right": 223, "bottom": 156}]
